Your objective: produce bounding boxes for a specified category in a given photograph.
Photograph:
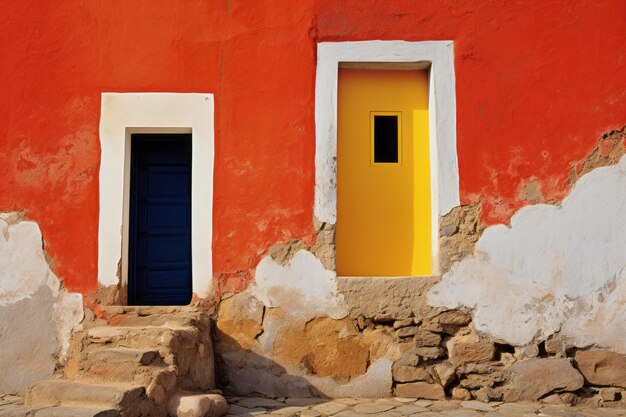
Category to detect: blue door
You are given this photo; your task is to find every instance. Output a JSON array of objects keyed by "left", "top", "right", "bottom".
[{"left": 129, "top": 134, "right": 192, "bottom": 305}]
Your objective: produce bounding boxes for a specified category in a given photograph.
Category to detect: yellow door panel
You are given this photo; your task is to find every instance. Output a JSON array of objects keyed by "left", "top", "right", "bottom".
[{"left": 337, "top": 69, "right": 431, "bottom": 276}]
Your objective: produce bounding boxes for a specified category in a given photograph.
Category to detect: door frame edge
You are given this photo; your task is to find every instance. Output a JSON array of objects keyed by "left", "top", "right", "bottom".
[
  {"left": 98, "top": 93, "right": 214, "bottom": 301},
  {"left": 314, "top": 40, "right": 460, "bottom": 275}
]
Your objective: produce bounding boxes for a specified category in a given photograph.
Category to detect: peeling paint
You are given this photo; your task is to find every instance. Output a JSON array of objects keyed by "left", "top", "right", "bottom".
[
  {"left": 252, "top": 249, "right": 348, "bottom": 321},
  {"left": 215, "top": 252, "right": 404, "bottom": 397},
  {"left": 428, "top": 156, "right": 626, "bottom": 353},
  {"left": 438, "top": 204, "right": 484, "bottom": 273},
  {"left": 0, "top": 213, "right": 83, "bottom": 394}
]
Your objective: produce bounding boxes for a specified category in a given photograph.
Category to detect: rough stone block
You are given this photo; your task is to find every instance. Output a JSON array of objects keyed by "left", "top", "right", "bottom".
[
  {"left": 459, "top": 373, "right": 504, "bottom": 390},
  {"left": 392, "top": 364, "right": 431, "bottom": 383},
  {"left": 393, "top": 319, "right": 415, "bottom": 329},
  {"left": 451, "top": 387, "right": 472, "bottom": 400},
  {"left": 434, "top": 362, "right": 456, "bottom": 387},
  {"left": 396, "top": 326, "right": 420, "bottom": 338},
  {"left": 167, "top": 392, "right": 228, "bottom": 417},
  {"left": 514, "top": 344, "right": 539, "bottom": 360},
  {"left": 447, "top": 335, "right": 495, "bottom": 364},
  {"left": 413, "top": 330, "right": 442, "bottom": 347},
  {"left": 503, "top": 358, "right": 584, "bottom": 401},
  {"left": 433, "top": 310, "right": 472, "bottom": 326},
  {"left": 395, "top": 382, "right": 445, "bottom": 400},
  {"left": 544, "top": 335, "right": 565, "bottom": 356},
  {"left": 574, "top": 350, "right": 626, "bottom": 388},
  {"left": 413, "top": 346, "right": 445, "bottom": 360}
]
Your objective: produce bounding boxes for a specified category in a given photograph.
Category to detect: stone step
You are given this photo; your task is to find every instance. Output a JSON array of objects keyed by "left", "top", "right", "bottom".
[
  {"left": 96, "top": 313, "right": 201, "bottom": 329},
  {"left": 82, "top": 362, "right": 169, "bottom": 385},
  {"left": 0, "top": 405, "right": 121, "bottom": 417},
  {"left": 87, "top": 347, "right": 161, "bottom": 365},
  {"left": 85, "top": 325, "right": 199, "bottom": 350},
  {"left": 94, "top": 306, "right": 204, "bottom": 327},
  {"left": 81, "top": 361, "right": 173, "bottom": 386},
  {"left": 25, "top": 380, "right": 145, "bottom": 409},
  {"left": 98, "top": 306, "right": 194, "bottom": 316}
]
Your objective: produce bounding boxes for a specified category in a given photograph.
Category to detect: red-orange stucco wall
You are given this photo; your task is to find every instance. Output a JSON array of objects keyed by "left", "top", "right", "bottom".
[{"left": 1, "top": 0, "right": 625, "bottom": 294}]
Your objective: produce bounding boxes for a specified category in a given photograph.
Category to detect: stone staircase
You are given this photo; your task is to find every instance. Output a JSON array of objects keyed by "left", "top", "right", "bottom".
[{"left": 3, "top": 306, "right": 227, "bottom": 417}]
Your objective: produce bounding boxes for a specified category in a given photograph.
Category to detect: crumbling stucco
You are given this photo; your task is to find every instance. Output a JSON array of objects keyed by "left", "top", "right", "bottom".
[
  {"left": 0, "top": 213, "right": 83, "bottom": 394},
  {"left": 215, "top": 249, "right": 406, "bottom": 397},
  {"left": 253, "top": 249, "right": 347, "bottom": 321},
  {"left": 438, "top": 204, "right": 484, "bottom": 274},
  {"left": 568, "top": 127, "right": 625, "bottom": 185},
  {"left": 428, "top": 155, "right": 626, "bottom": 353},
  {"left": 267, "top": 219, "right": 336, "bottom": 271},
  {"left": 215, "top": 137, "right": 626, "bottom": 402},
  {"left": 337, "top": 276, "right": 440, "bottom": 321}
]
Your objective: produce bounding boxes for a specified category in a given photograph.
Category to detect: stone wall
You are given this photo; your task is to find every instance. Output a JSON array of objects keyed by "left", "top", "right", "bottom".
[
  {"left": 213, "top": 131, "right": 626, "bottom": 405},
  {"left": 0, "top": 213, "right": 83, "bottom": 394},
  {"left": 215, "top": 271, "right": 625, "bottom": 405}
]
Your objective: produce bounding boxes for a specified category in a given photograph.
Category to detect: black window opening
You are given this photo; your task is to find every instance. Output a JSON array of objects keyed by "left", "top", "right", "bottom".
[{"left": 373, "top": 115, "right": 399, "bottom": 163}]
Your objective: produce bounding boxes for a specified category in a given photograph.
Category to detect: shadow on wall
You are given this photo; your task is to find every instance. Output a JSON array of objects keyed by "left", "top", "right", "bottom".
[{"left": 213, "top": 330, "right": 329, "bottom": 398}]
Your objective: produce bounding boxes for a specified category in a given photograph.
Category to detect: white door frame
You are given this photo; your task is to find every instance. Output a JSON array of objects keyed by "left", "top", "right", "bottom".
[
  {"left": 98, "top": 93, "right": 214, "bottom": 298},
  {"left": 315, "top": 41, "right": 460, "bottom": 274}
]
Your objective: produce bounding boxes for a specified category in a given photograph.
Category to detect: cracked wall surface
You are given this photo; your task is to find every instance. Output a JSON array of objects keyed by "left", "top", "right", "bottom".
[
  {"left": 0, "top": 213, "right": 83, "bottom": 394},
  {"left": 215, "top": 134, "right": 626, "bottom": 405},
  {"left": 429, "top": 155, "right": 626, "bottom": 353},
  {"left": 214, "top": 248, "right": 396, "bottom": 398}
]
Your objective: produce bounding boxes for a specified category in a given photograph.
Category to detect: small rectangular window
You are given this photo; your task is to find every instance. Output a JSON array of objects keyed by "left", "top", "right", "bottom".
[{"left": 371, "top": 112, "right": 401, "bottom": 164}]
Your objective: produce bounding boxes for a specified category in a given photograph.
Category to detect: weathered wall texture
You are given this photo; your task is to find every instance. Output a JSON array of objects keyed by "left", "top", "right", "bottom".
[
  {"left": 215, "top": 249, "right": 397, "bottom": 397},
  {"left": 215, "top": 145, "right": 626, "bottom": 405},
  {"left": 0, "top": 213, "right": 83, "bottom": 394},
  {"left": 2, "top": 0, "right": 626, "bottom": 403},
  {"left": 1, "top": 1, "right": 625, "bottom": 294},
  {"left": 429, "top": 155, "right": 626, "bottom": 353}
]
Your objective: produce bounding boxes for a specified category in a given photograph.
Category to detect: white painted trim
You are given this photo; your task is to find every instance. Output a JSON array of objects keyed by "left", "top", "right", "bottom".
[
  {"left": 315, "top": 41, "right": 460, "bottom": 274},
  {"left": 98, "top": 93, "right": 214, "bottom": 298}
]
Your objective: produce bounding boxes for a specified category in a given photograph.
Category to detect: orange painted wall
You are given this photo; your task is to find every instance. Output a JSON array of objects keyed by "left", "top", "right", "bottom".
[{"left": 1, "top": 0, "right": 625, "bottom": 294}]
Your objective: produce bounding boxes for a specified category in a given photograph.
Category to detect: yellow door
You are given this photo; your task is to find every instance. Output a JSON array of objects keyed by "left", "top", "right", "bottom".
[{"left": 337, "top": 69, "right": 431, "bottom": 276}]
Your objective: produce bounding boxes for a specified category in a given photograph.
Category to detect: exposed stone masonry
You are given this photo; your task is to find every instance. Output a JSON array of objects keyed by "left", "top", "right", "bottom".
[
  {"left": 215, "top": 272, "right": 626, "bottom": 404},
  {"left": 349, "top": 292, "right": 626, "bottom": 405},
  {"left": 215, "top": 144, "right": 626, "bottom": 400},
  {"left": 215, "top": 128, "right": 626, "bottom": 404},
  {"left": 438, "top": 204, "right": 484, "bottom": 273},
  {"left": 267, "top": 219, "right": 335, "bottom": 271},
  {"left": 4, "top": 306, "right": 227, "bottom": 417}
]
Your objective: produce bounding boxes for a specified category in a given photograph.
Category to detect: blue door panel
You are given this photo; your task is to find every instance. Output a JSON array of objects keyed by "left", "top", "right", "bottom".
[
  {"left": 129, "top": 133, "right": 192, "bottom": 306},
  {"left": 145, "top": 204, "right": 189, "bottom": 229},
  {"left": 147, "top": 172, "right": 190, "bottom": 196},
  {"left": 145, "top": 270, "right": 191, "bottom": 290},
  {"left": 143, "top": 236, "right": 191, "bottom": 262}
]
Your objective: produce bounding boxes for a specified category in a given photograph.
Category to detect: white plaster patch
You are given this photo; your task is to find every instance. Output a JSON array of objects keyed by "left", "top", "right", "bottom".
[
  {"left": 0, "top": 219, "right": 59, "bottom": 306},
  {"left": 0, "top": 214, "right": 83, "bottom": 393},
  {"left": 52, "top": 290, "right": 85, "bottom": 361},
  {"left": 252, "top": 250, "right": 348, "bottom": 321},
  {"left": 428, "top": 156, "right": 626, "bottom": 353}
]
